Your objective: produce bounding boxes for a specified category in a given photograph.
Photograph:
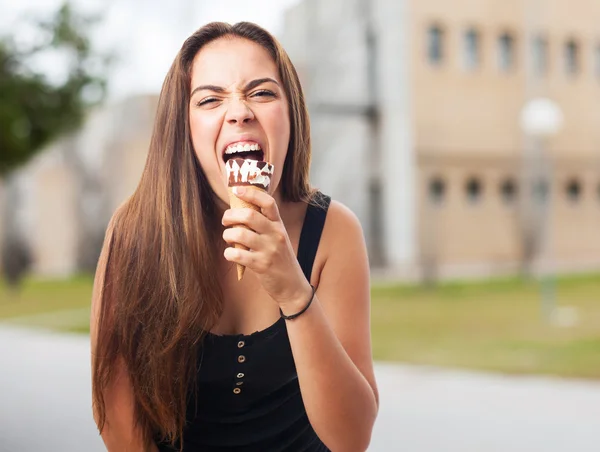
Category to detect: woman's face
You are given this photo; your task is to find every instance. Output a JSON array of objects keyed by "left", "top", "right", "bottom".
[{"left": 189, "top": 37, "right": 290, "bottom": 206}]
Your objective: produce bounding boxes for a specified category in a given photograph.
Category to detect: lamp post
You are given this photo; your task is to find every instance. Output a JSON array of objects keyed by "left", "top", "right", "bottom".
[{"left": 519, "top": 98, "right": 564, "bottom": 321}]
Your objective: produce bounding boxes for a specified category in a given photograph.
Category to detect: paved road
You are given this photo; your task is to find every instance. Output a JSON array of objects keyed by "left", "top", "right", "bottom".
[
  {"left": 1, "top": 325, "right": 599, "bottom": 452},
  {"left": 0, "top": 326, "right": 104, "bottom": 452}
]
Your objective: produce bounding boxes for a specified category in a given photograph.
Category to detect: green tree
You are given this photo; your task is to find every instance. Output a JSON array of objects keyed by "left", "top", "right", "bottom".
[
  {"left": 0, "top": 2, "right": 111, "bottom": 287},
  {"left": 0, "top": 2, "right": 110, "bottom": 175}
]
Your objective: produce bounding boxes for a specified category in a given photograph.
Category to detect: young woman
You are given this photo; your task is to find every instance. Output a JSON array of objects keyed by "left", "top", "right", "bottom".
[{"left": 91, "top": 21, "right": 378, "bottom": 452}]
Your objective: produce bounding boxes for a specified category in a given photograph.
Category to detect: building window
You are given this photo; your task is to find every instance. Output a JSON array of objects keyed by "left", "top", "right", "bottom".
[
  {"left": 500, "top": 178, "right": 518, "bottom": 205},
  {"left": 465, "top": 177, "right": 483, "bottom": 204},
  {"left": 533, "top": 179, "right": 549, "bottom": 205},
  {"left": 565, "top": 179, "right": 582, "bottom": 202},
  {"left": 594, "top": 44, "right": 600, "bottom": 78},
  {"left": 463, "top": 28, "right": 480, "bottom": 70},
  {"left": 565, "top": 39, "right": 580, "bottom": 75},
  {"left": 428, "top": 177, "right": 446, "bottom": 205},
  {"left": 427, "top": 25, "right": 445, "bottom": 65},
  {"left": 498, "top": 32, "right": 516, "bottom": 72},
  {"left": 532, "top": 34, "right": 548, "bottom": 76}
]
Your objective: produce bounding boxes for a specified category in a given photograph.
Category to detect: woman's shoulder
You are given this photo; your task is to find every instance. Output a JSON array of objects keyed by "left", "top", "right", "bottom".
[
  {"left": 324, "top": 197, "right": 364, "bottom": 241},
  {"left": 310, "top": 194, "right": 370, "bottom": 300},
  {"left": 317, "top": 193, "right": 367, "bottom": 263},
  {"left": 307, "top": 191, "right": 361, "bottom": 226}
]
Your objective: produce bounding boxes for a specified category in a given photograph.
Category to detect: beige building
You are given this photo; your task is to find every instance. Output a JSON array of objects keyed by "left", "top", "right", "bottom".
[
  {"left": 414, "top": 0, "right": 600, "bottom": 277},
  {"left": 283, "top": 0, "right": 600, "bottom": 279},
  {"left": 2, "top": 95, "right": 157, "bottom": 278}
]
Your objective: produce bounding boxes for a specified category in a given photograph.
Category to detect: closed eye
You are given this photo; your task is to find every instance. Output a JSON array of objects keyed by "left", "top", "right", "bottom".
[{"left": 196, "top": 97, "right": 220, "bottom": 107}]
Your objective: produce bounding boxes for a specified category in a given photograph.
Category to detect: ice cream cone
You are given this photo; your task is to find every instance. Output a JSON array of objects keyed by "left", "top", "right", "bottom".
[
  {"left": 227, "top": 185, "right": 265, "bottom": 280},
  {"left": 225, "top": 158, "right": 275, "bottom": 281}
]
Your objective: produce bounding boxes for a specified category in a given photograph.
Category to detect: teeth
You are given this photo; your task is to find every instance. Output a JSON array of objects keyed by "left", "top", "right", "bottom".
[{"left": 225, "top": 142, "right": 262, "bottom": 155}]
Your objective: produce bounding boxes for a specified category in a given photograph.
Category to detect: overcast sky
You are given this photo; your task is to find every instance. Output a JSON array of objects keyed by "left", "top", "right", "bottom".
[{"left": 1, "top": 0, "right": 301, "bottom": 100}]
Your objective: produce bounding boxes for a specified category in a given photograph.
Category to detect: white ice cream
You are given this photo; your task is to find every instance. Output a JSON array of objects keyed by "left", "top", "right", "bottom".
[{"left": 226, "top": 158, "right": 274, "bottom": 190}]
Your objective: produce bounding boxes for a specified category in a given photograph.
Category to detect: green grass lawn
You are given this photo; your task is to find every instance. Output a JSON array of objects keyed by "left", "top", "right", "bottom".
[
  {"left": 1, "top": 273, "right": 600, "bottom": 378},
  {"left": 0, "top": 275, "right": 94, "bottom": 334},
  {"left": 371, "top": 274, "right": 600, "bottom": 379}
]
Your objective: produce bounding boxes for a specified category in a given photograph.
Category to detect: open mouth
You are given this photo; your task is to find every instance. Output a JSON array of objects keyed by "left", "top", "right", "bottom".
[{"left": 223, "top": 142, "right": 264, "bottom": 164}]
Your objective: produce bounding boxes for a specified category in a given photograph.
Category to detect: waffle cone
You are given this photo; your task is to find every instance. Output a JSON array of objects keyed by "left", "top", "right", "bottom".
[{"left": 227, "top": 185, "right": 266, "bottom": 280}]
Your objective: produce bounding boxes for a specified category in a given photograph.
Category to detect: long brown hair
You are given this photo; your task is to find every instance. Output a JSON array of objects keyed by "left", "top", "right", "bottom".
[{"left": 92, "top": 22, "right": 313, "bottom": 448}]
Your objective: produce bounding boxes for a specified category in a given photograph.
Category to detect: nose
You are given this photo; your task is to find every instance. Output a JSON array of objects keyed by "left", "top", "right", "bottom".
[{"left": 225, "top": 98, "right": 255, "bottom": 125}]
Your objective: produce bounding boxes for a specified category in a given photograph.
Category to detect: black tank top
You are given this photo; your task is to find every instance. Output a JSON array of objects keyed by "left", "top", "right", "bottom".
[{"left": 157, "top": 192, "right": 332, "bottom": 452}]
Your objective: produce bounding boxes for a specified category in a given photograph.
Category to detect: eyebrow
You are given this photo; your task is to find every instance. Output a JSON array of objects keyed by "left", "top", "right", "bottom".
[{"left": 190, "top": 77, "right": 280, "bottom": 97}]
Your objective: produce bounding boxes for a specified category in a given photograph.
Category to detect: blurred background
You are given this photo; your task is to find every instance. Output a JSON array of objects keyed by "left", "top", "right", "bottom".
[{"left": 1, "top": 0, "right": 600, "bottom": 451}]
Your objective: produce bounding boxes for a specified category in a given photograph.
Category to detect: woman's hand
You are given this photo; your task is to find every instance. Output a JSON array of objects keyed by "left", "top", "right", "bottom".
[{"left": 221, "top": 186, "right": 311, "bottom": 312}]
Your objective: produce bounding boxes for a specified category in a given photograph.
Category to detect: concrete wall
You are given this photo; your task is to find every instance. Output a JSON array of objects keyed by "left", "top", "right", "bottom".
[
  {"left": 373, "top": 0, "right": 416, "bottom": 274},
  {"left": 281, "top": 0, "right": 377, "bottom": 259},
  {"left": 101, "top": 94, "right": 157, "bottom": 215}
]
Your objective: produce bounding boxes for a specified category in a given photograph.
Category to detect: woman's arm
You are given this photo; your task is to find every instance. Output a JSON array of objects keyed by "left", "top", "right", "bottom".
[
  {"left": 90, "top": 212, "right": 159, "bottom": 452},
  {"left": 94, "top": 358, "right": 158, "bottom": 452},
  {"left": 282, "top": 201, "right": 378, "bottom": 452},
  {"left": 222, "top": 192, "right": 379, "bottom": 452}
]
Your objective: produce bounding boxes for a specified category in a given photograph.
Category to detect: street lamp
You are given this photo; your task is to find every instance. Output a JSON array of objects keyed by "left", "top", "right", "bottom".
[
  {"left": 520, "top": 98, "right": 564, "bottom": 139},
  {"left": 519, "top": 97, "right": 564, "bottom": 321}
]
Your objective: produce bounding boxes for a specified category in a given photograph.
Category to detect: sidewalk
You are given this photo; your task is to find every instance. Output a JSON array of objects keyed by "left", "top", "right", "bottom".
[
  {"left": 1, "top": 325, "right": 599, "bottom": 452},
  {"left": 370, "top": 363, "right": 600, "bottom": 452}
]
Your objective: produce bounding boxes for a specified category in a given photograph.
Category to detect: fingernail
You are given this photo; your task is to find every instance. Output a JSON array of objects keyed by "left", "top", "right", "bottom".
[{"left": 233, "top": 186, "right": 245, "bottom": 195}]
